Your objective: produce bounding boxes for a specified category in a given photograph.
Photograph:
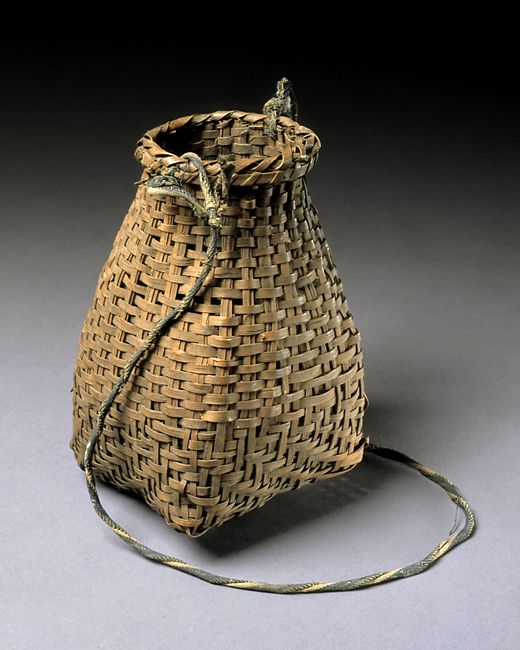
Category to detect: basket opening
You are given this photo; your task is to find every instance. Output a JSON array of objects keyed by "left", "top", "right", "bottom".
[{"left": 138, "top": 112, "right": 321, "bottom": 185}]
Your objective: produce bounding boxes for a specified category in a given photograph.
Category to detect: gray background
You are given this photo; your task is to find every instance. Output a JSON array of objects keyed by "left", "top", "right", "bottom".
[{"left": 1, "top": 48, "right": 519, "bottom": 648}]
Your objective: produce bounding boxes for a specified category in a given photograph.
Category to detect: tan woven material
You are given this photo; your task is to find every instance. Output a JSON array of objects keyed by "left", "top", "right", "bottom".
[{"left": 70, "top": 105, "right": 368, "bottom": 538}]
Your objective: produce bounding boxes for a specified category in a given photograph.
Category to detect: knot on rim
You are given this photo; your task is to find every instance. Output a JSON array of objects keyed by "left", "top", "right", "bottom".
[
  {"left": 143, "top": 153, "right": 229, "bottom": 231},
  {"left": 206, "top": 206, "right": 224, "bottom": 229}
]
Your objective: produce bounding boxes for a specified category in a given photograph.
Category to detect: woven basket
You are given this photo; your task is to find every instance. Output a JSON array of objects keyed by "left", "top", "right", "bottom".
[{"left": 70, "top": 79, "right": 474, "bottom": 593}]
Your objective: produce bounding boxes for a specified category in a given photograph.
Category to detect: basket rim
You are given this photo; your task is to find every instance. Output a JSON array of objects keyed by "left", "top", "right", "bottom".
[{"left": 135, "top": 110, "right": 321, "bottom": 187}]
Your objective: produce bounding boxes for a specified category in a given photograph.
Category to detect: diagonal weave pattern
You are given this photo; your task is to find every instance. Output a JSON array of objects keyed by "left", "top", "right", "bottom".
[{"left": 70, "top": 110, "right": 368, "bottom": 537}]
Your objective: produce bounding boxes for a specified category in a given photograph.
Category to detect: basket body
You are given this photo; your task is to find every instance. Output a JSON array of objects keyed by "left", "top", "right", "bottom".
[{"left": 70, "top": 110, "right": 368, "bottom": 537}]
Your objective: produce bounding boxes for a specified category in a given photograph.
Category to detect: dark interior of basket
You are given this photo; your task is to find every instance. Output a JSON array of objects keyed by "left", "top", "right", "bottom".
[{"left": 159, "top": 116, "right": 295, "bottom": 163}]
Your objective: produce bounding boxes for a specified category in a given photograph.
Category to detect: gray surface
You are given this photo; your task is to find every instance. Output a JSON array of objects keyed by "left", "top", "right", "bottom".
[{"left": 1, "top": 55, "right": 519, "bottom": 648}]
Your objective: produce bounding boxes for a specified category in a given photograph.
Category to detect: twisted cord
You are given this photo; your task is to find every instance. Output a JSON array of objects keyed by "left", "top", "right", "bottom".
[
  {"left": 263, "top": 77, "right": 298, "bottom": 137},
  {"left": 86, "top": 412, "right": 475, "bottom": 592},
  {"left": 84, "top": 152, "right": 227, "bottom": 554}
]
